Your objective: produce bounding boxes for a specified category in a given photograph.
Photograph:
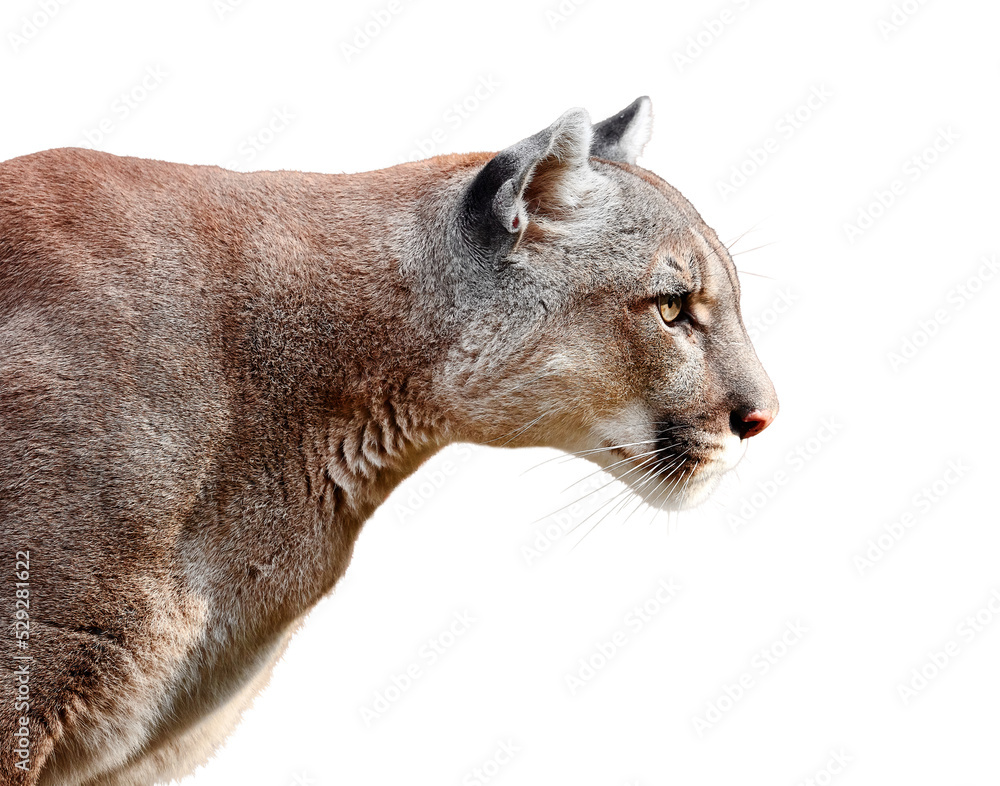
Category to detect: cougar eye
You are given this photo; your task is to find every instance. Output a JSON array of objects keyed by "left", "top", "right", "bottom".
[{"left": 657, "top": 294, "right": 684, "bottom": 324}]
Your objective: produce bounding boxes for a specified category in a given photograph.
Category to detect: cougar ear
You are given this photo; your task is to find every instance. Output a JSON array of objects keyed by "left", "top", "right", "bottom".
[
  {"left": 459, "top": 108, "right": 593, "bottom": 263},
  {"left": 590, "top": 96, "right": 653, "bottom": 165}
]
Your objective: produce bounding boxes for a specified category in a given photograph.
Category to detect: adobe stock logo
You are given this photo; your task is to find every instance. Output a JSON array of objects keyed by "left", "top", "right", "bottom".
[
  {"left": 223, "top": 108, "right": 296, "bottom": 171},
  {"left": 671, "top": 0, "right": 756, "bottom": 72},
  {"left": 745, "top": 288, "right": 797, "bottom": 342},
  {"left": 545, "top": 0, "right": 590, "bottom": 30},
  {"left": 716, "top": 86, "right": 833, "bottom": 201},
  {"left": 691, "top": 620, "right": 808, "bottom": 736},
  {"left": 877, "top": 0, "right": 931, "bottom": 40},
  {"left": 462, "top": 740, "right": 520, "bottom": 786},
  {"left": 563, "top": 578, "right": 681, "bottom": 696},
  {"left": 359, "top": 610, "right": 476, "bottom": 726},
  {"left": 396, "top": 77, "right": 500, "bottom": 164},
  {"left": 841, "top": 127, "right": 959, "bottom": 244},
  {"left": 393, "top": 443, "right": 474, "bottom": 524},
  {"left": 7, "top": 0, "right": 72, "bottom": 53},
  {"left": 852, "top": 460, "right": 968, "bottom": 575},
  {"left": 341, "top": 1, "right": 404, "bottom": 63},
  {"left": 726, "top": 418, "right": 843, "bottom": 534},
  {"left": 896, "top": 589, "right": 1000, "bottom": 705},
  {"left": 76, "top": 66, "right": 169, "bottom": 150},
  {"left": 795, "top": 750, "right": 853, "bottom": 786},
  {"left": 213, "top": 0, "right": 248, "bottom": 21},
  {"left": 886, "top": 254, "right": 998, "bottom": 371},
  {"left": 519, "top": 472, "right": 617, "bottom": 567}
]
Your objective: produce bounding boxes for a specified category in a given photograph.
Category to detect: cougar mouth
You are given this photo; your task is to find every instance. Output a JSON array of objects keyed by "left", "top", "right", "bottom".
[{"left": 593, "top": 426, "right": 746, "bottom": 511}]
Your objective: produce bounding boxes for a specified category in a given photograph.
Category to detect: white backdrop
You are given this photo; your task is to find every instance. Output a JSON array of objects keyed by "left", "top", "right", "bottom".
[{"left": 3, "top": 0, "right": 999, "bottom": 784}]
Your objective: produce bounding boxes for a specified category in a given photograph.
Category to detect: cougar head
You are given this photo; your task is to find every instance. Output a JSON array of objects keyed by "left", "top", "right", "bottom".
[{"left": 426, "top": 97, "right": 777, "bottom": 510}]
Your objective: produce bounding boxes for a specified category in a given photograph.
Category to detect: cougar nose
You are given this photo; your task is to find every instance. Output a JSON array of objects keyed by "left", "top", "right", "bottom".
[{"left": 731, "top": 408, "right": 775, "bottom": 440}]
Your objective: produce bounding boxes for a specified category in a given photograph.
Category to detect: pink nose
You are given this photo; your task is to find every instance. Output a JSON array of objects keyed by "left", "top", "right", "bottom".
[{"left": 738, "top": 409, "right": 774, "bottom": 440}]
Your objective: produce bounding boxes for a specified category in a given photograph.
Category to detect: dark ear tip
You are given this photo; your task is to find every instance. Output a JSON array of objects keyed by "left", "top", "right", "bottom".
[
  {"left": 622, "top": 96, "right": 652, "bottom": 122},
  {"left": 590, "top": 97, "right": 654, "bottom": 164},
  {"left": 594, "top": 96, "right": 652, "bottom": 131}
]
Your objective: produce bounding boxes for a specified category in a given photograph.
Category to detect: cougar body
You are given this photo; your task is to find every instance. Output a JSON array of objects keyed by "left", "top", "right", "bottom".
[{"left": 0, "top": 98, "right": 777, "bottom": 784}]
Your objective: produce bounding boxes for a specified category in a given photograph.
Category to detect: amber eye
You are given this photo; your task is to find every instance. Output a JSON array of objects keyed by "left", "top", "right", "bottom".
[{"left": 657, "top": 294, "right": 683, "bottom": 324}]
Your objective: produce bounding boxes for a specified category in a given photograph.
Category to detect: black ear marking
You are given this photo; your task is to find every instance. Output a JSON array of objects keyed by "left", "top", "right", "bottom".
[
  {"left": 590, "top": 96, "right": 653, "bottom": 165},
  {"left": 458, "top": 108, "right": 592, "bottom": 265}
]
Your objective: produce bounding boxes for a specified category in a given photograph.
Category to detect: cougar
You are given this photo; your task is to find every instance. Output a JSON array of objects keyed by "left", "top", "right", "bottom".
[{"left": 0, "top": 97, "right": 777, "bottom": 784}]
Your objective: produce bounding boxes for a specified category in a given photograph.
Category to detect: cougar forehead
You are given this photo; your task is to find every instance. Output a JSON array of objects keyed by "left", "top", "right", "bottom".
[{"left": 518, "top": 159, "right": 736, "bottom": 301}]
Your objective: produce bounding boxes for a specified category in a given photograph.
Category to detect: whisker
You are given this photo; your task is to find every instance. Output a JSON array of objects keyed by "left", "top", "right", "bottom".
[
  {"left": 560, "top": 441, "right": 683, "bottom": 492},
  {"left": 620, "top": 453, "right": 690, "bottom": 529},
  {"left": 560, "top": 453, "right": 665, "bottom": 535},
  {"left": 570, "top": 472, "right": 654, "bottom": 549},
  {"left": 487, "top": 407, "right": 556, "bottom": 447},
  {"left": 518, "top": 439, "right": 660, "bottom": 475},
  {"left": 527, "top": 451, "right": 662, "bottom": 525},
  {"left": 559, "top": 449, "right": 660, "bottom": 493},
  {"left": 520, "top": 426, "right": 692, "bottom": 476},
  {"left": 644, "top": 457, "right": 693, "bottom": 528},
  {"left": 725, "top": 221, "right": 763, "bottom": 252},
  {"left": 648, "top": 453, "right": 697, "bottom": 530},
  {"left": 570, "top": 452, "right": 688, "bottom": 548},
  {"left": 601, "top": 460, "right": 673, "bottom": 524},
  {"left": 731, "top": 241, "right": 776, "bottom": 258},
  {"left": 629, "top": 454, "right": 690, "bottom": 526},
  {"left": 735, "top": 269, "right": 775, "bottom": 280},
  {"left": 571, "top": 457, "right": 681, "bottom": 548},
  {"left": 677, "top": 460, "right": 701, "bottom": 508}
]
